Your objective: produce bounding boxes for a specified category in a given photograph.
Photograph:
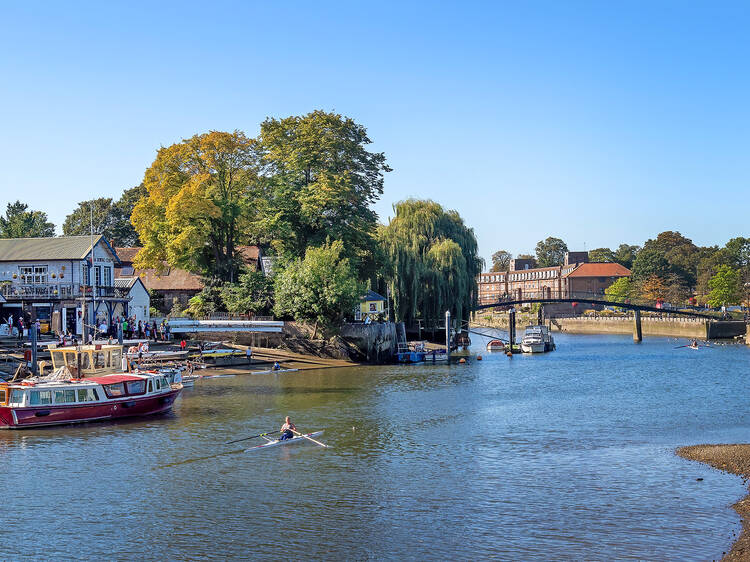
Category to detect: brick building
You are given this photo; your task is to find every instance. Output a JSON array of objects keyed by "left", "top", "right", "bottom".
[{"left": 477, "top": 251, "right": 631, "bottom": 306}]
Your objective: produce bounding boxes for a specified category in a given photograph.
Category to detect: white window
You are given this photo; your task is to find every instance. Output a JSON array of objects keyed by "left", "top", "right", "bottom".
[
  {"left": 94, "top": 266, "right": 101, "bottom": 287},
  {"left": 19, "top": 265, "right": 47, "bottom": 284},
  {"left": 103, "top": 267, "right": 111, "bottom": 286}
]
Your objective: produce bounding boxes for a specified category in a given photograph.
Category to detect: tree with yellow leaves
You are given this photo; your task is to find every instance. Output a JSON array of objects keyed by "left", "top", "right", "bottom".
[{"left": 131, "top": 131, "right": 262, "bottom": 282}]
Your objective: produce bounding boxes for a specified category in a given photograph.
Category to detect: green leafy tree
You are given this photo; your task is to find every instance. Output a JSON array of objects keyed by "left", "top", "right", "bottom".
[
  {"left": 604, "top": 277, "right": 632, "bottom": 302},
  {"left": 631, "top": 247, "right": 671, "bottom": 280},
  {"left": 379, "top": 199, "right": 483, "bottom": 326},
  {"left": 516, "top": 253, "right": 535, "bottom": 260},
  {"left": 535, "top": 237, "right": 568, "bottom": 267},
  {"left": 221, "top": 271, "right": 274, "bottom": 316},
  {"left": 112, "top": 184, "right": 147, "bottom": 246},
  {"left": 613, "top": 244, "right": 640, "bottom": 269},
  {"left": 490, "top": 250, "right": 512, "bottom": 272},
  {"left": 63, "top": 198, "right": 119, "bottom": 238},
  {"left": 258, "top": 110, "right": 390, "bottom": 280},
  {"left": 641, "top": 231, "right": 699, "bottom": 286},
  {"left": 273, "top": 241, "right": 360, "bottom": 337},
  {"left": 589, "top": 247, "right": 615, "bottom": 262},
  {"left": 132, "top": 131, "right": 262, "bottom": 282},
  {"left": 0, "top": 201, "right": 55, "bottom": 238},
  {"left": 185, "top": 283, "right": 226, "bottom": 318},
  {"left": 707, "top": 265, "right": 743, "bottom": 307},
  {"left": 63, "top": 186, "right": 147, "bottom": 247}
]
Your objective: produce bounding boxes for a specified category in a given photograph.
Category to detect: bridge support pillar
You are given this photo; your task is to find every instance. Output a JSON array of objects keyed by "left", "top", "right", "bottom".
[{"left": 633, "top": 310, "right": 642, "bottom": 343}]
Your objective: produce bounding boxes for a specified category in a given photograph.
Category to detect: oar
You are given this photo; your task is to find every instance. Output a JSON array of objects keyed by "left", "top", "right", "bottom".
[
  {"left": 225, "top": 430, "right": 280, "bottom": 445},
  {"left": 674, "top": 345, "right": 688, "bottom": 349},
  {"left": 293, "top": 429, "right": 328, "bottom": 448}
]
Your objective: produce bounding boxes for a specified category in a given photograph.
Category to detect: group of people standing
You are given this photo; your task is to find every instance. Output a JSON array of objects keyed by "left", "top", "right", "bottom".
[{"left": 115, "top": 317, "right": 171, "bottom": 341}]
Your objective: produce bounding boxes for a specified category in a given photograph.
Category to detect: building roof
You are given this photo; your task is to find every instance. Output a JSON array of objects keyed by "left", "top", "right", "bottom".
[
  {"left": 0, "top": 235, "right": 120, "bottom": 262},
  {"left": 564, "top": 262, "right": 631, "bottom": 278},
  {"left": 361, "top": 289, "right": 386, "bottom": 302},
  {"left": 113, "top": 277, "right": 137, "bottom": 289}
]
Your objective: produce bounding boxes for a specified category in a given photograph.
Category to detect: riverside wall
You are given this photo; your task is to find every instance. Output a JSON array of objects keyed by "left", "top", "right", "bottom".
[
  {"left": 550, "top": 316, "right": 746, "bottom": 339},
  {"left": 340, "top": 322, "right": 399, "bottom": 363}
]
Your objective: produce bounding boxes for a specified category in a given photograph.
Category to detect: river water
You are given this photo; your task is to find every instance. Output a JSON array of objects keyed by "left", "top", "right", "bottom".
[{"left": 3, "top": 333, "right": 749, "bottom": 560}]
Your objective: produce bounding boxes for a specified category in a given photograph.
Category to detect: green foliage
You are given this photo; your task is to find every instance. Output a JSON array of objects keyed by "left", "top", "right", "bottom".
[
  {"left": 221, "top": 271, "right": 274, "bottom": 315},
  {"left": 63, "top": 186, "right": 145, "bottom": 246},
  {"left": 588, "top": 247, "right": 615, "bottom": 262},
  {"left": 707, "top": 265, "right": 743, "bottom": 307},
  {"left": 516, "top": 253, "right": 535, "bottom": 260},
  {"left": 641, "top": 231, "right": 698, "bottom": 286},
  {"left": 185, "top": 284, "right": 226, "bottom": 318},
  {"left": 613, "top": 244, "right": 639, "bottom": 269},
  {"left": 273, "top": 241, "right": 360, "bottom": 329},
  {"left": 258, "top": 110, "right": 390, "bottom": 280},
  {"left": 631, "top": 247, "right": 671, "bottom": 280},
  {"left": 535, "top": 237, "right": 568, "bottom": 267},
  {"left": 0, "top": 201, "right": 55, "bottom": 238},
  {"left": 379, "top": 199, "right": 483, "bottom": 326},
  {"left": 490, "top": 250, "right": 512, "bottom": 272},
  {"left": 604, "top": 277, "right": 632, "bottom": 302}
]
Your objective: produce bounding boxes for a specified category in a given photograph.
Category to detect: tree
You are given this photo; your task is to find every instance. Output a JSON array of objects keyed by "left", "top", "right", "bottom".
[
  {"left": 613, "top": 244, "right": 640, "bottom": 269},
  {"left": 257, "top": 110, "right": 390, "bottom": 280},
  {"left": 221, "top": 271, "right": 274, "bottom": 316},
  {"left": 490, "top": 250, "right": 512, "bottom": 272},
  {"left": 63, "top": 185, "right": 147, "bottom": 246},
  {"left": 588, "top": 247, "right": 614, "bottom": 263},
  {"left": 63, "top": 198, "right": 118, "bottom": 238},
  {"left": 636, "top": 275, "right": 667, "bottom": 302},
  {"left": 112, "top": 184, "right": 147, "bottom": 246},
  {"left": 379, "top": 199, "right": 483, "bottom": 327},
  {"left": 535, "top": 237, "right": 568, "bottom": 267},
  {"left": 132, "top": 130, "right": 262, "bottom": 282},
  {"left": 184, "top": 283, "right": 226, "bottom": 318},
  {"left": 273, "top": 241, "right": 360, "bottom": 336},
  {"left": 641, "top": 231, "right": 699, "bottom": 286},
  {"left": 604, "top": 277, "right": 632, "bottom": 302},
  {"left": 630, "top": 247, "right": 671, "bottom": 280},
  {"left": 707, "top": 265, "right": 743, "bottom": 307},
  {"left": 0, "top": 201, "right": 55, "bottom": 238},
  {"left": 516, "top": 253, "right": 535, "bottom": 260}
]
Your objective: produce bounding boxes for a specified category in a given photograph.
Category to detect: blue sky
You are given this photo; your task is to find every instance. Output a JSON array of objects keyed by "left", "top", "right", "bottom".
[{"left": 1, "top": 1, "right": 748, "bottom": 267}]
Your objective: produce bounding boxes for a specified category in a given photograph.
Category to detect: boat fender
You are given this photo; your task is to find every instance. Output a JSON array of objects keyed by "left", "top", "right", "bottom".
[
  {"left": 458, "top": 358, "right": 466, "bottom": 364},
  {"left": 477, "top": 355, "right": 482, "bottom": 361},
  {"left": 34, "top": 410, "right": 51, "bottom": 417}
]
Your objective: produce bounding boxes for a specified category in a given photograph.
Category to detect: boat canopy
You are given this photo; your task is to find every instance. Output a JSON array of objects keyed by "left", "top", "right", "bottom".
[{"left": 49, "top": 345, "right": 123, "bottom": 377}]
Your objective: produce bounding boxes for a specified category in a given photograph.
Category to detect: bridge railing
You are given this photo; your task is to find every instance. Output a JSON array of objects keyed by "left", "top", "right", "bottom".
[{"left": 481, "top": 289, "right": 722, "bottom": 316}]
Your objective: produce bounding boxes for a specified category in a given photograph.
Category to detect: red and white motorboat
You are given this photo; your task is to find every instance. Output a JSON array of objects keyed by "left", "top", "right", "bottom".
[{"left": 0, "top": 345, "right": 182, "bottom": 429}]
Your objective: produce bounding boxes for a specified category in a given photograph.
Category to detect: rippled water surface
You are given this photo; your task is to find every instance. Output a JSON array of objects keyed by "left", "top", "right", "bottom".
[{"left": 4, "top": 334, "right": 750, "bottom": 560}]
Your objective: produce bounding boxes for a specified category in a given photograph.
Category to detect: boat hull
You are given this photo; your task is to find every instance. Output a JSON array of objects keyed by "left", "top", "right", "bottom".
[{"left": 0, "top": 389, "right": 181, "bottom": 429}]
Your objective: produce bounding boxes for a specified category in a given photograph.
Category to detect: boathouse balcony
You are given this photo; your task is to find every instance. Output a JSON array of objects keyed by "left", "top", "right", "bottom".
[{"left": 0, "top": 283, "right": 122, "bottom": 301}]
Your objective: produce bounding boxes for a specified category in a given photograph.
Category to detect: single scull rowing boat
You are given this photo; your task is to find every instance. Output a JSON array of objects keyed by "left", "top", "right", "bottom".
[{"left": 246, "top": 431, "right": 325, "bottom": 451}]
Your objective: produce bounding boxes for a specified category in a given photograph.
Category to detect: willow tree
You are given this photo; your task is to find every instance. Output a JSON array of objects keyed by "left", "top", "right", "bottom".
[
  {"left": 379, "top": 199, "right": 483, "bottom": 327},
  {"left": 131, "top": 131, "right": 262, "bottom": 282}
]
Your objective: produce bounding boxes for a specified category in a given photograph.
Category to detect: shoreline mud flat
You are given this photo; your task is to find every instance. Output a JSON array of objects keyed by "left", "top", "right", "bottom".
[{"left": 677, "top": 444, "right": 750, "bottom": 560}]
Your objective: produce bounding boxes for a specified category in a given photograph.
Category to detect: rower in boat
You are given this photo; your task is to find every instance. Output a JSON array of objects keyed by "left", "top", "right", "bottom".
[
  {"left": 689, "top": 340, "right": 699, "bottom": 349},
  {"left": 280, "top": 416, "right": 296, "bottom": 441},
  {"left": 272, "top": 361, "right": 281, "bottom": 371}
]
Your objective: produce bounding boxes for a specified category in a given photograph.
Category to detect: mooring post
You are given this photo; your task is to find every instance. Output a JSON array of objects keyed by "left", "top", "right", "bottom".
[
  {"left": 633, "top": 309, "right": 642, "bottom": 343},
  {"left": 30, "top": 322, "right": 38, "bottom": 375},
  {"left": 445, "top": 310, "right": 451, "bottom": 353},
  {"left": 509, "top": 307, "right": 516, "bottom": 352},
  {"left": 537, "top": 305, "right": 543, "bottom": 326}
]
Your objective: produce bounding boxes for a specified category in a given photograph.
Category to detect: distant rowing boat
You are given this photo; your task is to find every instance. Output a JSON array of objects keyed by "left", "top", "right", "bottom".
[
  {"left": 251, "top": 368, "right": 299, "bottom": 375},
  {"left": 246, "top": 430, "right": 324, "bottom": 451}
]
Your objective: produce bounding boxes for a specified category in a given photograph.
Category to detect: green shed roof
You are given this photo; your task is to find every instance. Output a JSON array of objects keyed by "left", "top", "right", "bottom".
[{"left": 0, "top": 235, "right": 118, "bottom": 262}]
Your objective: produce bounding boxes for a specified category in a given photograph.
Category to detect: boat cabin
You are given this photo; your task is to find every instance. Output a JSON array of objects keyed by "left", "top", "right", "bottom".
[{"left": 49, "top": 344, "right": 123, "bottom": 377}]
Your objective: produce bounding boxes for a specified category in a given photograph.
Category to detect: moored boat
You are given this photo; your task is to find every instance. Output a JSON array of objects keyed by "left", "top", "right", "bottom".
[
  {"left": 486, "top": 339, "right": 506, "bottom": 351},
  {"left": 0, "top": 344, "right": 183, "bottom": 429},
  {"left": 520, "top": 325, "right": 555, "bottom": 354},
  {"left": 0, "top": 371, "right": 181, "bottom": 429}
]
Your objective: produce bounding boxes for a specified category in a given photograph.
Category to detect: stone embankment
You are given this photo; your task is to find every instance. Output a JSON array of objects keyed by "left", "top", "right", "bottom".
[{"left": 550, "top": 316, "right": 706, "bottom": 338}]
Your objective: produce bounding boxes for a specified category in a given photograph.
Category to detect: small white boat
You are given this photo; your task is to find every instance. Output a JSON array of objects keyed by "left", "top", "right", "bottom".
[
  {"left": 246, "top": 430, "right": 324, "bottom": 451},
  {"left": 520, "top": 325, "right": 555, "bottom": 354},
  {"left": 251, "top": 368, "right": 300, "bottom": 375}
]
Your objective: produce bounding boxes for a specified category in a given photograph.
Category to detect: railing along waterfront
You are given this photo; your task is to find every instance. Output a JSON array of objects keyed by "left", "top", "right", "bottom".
[
  {"left": 477, "top": 289, "right": 724, "bottom": 318},
  {"left": 0, "top": 283, "right": 121, "bottom": 299}
]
